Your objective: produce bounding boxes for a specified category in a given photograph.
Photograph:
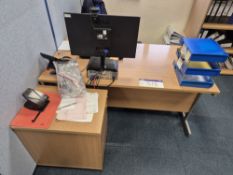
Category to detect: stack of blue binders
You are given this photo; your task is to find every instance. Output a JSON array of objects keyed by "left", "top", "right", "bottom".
[{"left": 174, "top": 38, "right": 229, "bottom": 88}]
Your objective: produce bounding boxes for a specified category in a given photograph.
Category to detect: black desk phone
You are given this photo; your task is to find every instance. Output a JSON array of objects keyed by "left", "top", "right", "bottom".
[{"left": 22, "top": 88, "right": 49, "bottom": 122}]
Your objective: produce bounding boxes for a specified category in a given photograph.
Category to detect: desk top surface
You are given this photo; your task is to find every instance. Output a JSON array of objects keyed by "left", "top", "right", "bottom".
[
  {"left": 12, "top": 86, "right": 108, "bottom": 135},
  {"left": 39, "top": 44, "right": 220, "bottom": 94}
]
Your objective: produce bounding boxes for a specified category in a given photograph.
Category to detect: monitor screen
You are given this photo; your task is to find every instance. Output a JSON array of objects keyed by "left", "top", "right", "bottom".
[{"left": 64, "top": 13, "right": 140, "bottom": 58}]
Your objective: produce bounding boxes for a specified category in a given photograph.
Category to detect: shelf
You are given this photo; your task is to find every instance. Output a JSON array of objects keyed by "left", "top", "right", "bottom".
[
  {"left": 202, "top": 23, "right": 233, "bottom": 30},
  {"left": 221, "top": 69, "right": 233, "bottom": 75},
  {"left": 225, "top": 48, "right": 233, "bottom": 55}
]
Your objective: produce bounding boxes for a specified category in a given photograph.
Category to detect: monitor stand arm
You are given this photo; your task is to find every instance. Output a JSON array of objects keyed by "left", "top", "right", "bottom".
[{"left": 99, "top": 49, "right": 108, "bottom": 70}]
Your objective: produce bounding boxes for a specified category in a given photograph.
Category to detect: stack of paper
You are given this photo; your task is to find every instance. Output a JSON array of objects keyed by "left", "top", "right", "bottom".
[
  {"left": 56, "top": 92, "right": 98, "bottom": 122},
  {"left": 163, "top": 26, "right": 184, "bottom": 45},
  {"left": 58, "top": 40, "right": 70, "bottom": 51}
]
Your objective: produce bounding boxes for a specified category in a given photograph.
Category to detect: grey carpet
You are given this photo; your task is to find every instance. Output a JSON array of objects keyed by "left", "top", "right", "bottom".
[{"left": 34, "top": 76, "right": 233, "bottom": 175}]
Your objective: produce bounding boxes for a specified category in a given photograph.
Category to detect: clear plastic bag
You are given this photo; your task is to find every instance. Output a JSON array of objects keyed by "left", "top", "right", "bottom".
[{"left": 53, "top": 60, "right": 86, "bottom": 98}]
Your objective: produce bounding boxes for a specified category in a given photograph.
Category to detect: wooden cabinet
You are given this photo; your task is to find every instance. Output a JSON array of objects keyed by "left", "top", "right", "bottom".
[{"left": 11, "top": 87, "right": 108, "bottom": 170}]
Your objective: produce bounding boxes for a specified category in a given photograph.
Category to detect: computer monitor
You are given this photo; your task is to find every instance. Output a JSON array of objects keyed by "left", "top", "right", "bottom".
[
  {"left": 64, "top": 12, "right": 140, "bottom": 81},
  {"left": 64, "top": 12, "right": 140, "bottom": 59}
]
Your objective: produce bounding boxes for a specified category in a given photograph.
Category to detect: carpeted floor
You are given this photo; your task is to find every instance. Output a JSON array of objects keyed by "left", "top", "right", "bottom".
[{"left": 34, "top": 76, "right": 233, "bottom": 175}]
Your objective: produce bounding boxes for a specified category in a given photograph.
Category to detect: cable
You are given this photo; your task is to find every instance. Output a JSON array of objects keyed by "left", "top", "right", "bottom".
[
  {"left": 96, "top": 75, "right": 101, "bottom": 88},
  {"left": 94, "top": 72, "right": 102, "bottom": 88},
  {"left": 87, "top": 73, "right": 97, "bottom": 87},
  {"left": 81, "top": 66, "right": 87, "bottom": 73},
  {"left": 31, "top": 111, "right": 41, "bottom": 123},
  {"left": 93, "top": 74, "right": 98, "bottom": 87},
  {"left": 87, "top": 79, "right": 91, "bottom": 86},
  {"left": 107, "top": 78, "right": 116, "bottom": 88},
  {"left": 93, "top": 78, "right": 97, "bottom": 89},
  {"left": 87, "top": 73, "right": 115, "bottom": 88}
]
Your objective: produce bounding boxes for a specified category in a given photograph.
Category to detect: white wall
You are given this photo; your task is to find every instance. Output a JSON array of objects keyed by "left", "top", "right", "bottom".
[
  {"left": 105, "top": 0, "right": 194, "bottom": 44},
  {"left": 0, "top": 1, "right": 82, "bottom": 174},
  {"left": 47, "top": 0, "right": 83, "bottom": 48},
  {"left": 0, "top": 1, "right": 83, "bottom": 174},
  {"left": 0, "top": 1, "right": 55, "bottom": 175}
]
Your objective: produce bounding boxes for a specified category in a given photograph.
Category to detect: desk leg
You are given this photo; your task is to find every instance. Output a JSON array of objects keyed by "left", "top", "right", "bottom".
[{"left": 179, "top": 94, "right": 200, "bottom": 137}]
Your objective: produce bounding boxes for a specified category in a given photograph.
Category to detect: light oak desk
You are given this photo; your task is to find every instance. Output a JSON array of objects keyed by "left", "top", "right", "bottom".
[
  {"left": 39, "top": 44, "right": 220, "bottom": 135},
  {"left": 11, "top": 86, "right": 108, "bottom": 170}
]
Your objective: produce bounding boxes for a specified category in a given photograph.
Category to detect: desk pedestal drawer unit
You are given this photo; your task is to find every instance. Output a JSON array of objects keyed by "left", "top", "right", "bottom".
[{"left": 11, "top": 87, "right": 108, "bottom": 170}]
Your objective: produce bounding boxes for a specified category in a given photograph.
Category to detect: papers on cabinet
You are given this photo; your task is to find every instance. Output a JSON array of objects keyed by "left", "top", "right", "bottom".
[{"left": 56, "top": 92, "right": 98, "bottom": 122}]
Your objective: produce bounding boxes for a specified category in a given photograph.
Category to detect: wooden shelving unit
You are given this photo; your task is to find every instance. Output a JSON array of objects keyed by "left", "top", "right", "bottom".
[
  {"left": 220, "top": 48, "right": 233, "bottom": 75},
  {"left": 225, "top": 48, "right": 233, "bottom": 55},
  {"left": 202, "top": 23, "right": 233, "bottom": 31},
  {"left": 221, "top": 69, "right": 233, "bottom": 75},
  {"left": 221, "top": 47, "right": 233, "bottom": 75},
  {"left": 184, "top": 0, "right": 212, "bottom": 37},
  {"left": 201, "top": 23, "right": 233, "bottom": 76},
  {"left": 182, "top": 0, "right": 233, "bottom": 75}
]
